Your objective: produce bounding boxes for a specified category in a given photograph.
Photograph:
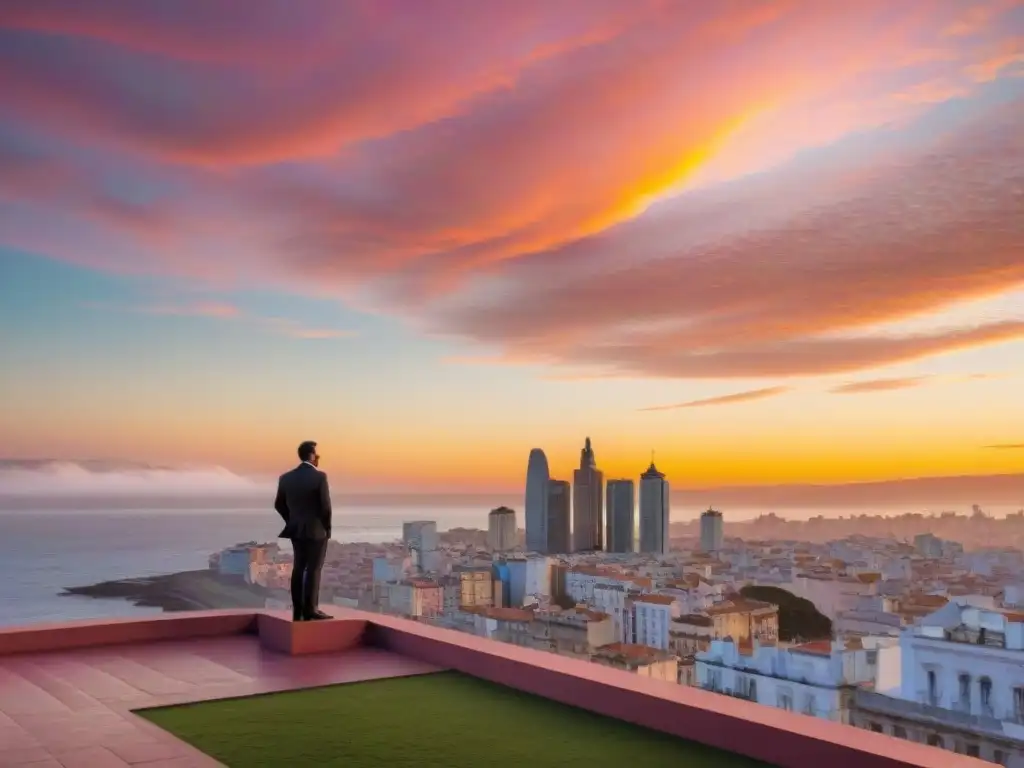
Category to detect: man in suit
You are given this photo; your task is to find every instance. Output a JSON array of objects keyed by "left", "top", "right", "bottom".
[{"left": 275, "top": 441, "right": 333, "bottom": 621}]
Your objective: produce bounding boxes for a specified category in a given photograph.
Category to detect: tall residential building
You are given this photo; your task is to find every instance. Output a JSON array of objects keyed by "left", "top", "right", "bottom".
[
  {"left": 402, "top": 520, "right": 440, "bottom": 572},
  {"left": 524, "top": 448, "right": 550, "bottom": 553},
  {"left": 488, "top": 506, "right": 517, "bottom": 552},
  {"left": 572, "top": 436, "right": 604, "bottom": 552},
  {"left": 546, "top": 479, "right": 571, "bottom": 554},
  {"left": 699, "top": 508, "right": 724, "bottom": 554},
  {"left": 638, "top": 462, "right": 670, "bottom": 554},
  {"left": 606, "top": 479, "right": 635, "bottom": 553}
]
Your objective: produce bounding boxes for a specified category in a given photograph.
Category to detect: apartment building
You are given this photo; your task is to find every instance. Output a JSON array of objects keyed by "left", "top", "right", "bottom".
[
  {"left": 592, "top": 643, "right": 678, "bottom": 681},
  {"left": 455, "top": 566, "right": 500, "bottom": 609},
  {"left": 851, "top": 601, "right": 1024, "bottom": 765},
  {"left": 670, "top": 614, "right": 715, "bottom": 686},
  {"left": 696, "top": 638, "right": 885, "bottom": 724},
  {"left": 704, "top": 598, "right": 780, "bottom": 644},
  {"left": 631, "top": 594, "right": 679, "bottom": 650},
  {"left": 386, "top": 579, "right": 443, "bottom": 618},
  {"left": 564, "top": 566, "right": 651, "bottom": 604},
  {"left": 530, "top": 606, "right": 617, "bottom": 658}
]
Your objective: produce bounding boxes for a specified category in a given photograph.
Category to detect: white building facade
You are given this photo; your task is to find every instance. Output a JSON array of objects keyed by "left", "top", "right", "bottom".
[
  {"left": 632, "top": 594, "right": 678, "bottom": 650},
  {"left": 696, "top": 638, "right": 883, "bottom": 724},
  {"left": 852, "top": 602, "right": 1024, "bottom": 766}
]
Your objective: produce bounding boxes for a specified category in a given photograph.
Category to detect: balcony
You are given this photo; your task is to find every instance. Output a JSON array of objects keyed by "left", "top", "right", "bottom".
[{"left": 0, "top": 609, "right": 987, "bottom": 767}]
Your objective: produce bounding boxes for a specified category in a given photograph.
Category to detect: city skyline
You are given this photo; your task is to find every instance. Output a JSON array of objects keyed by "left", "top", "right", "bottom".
[{"left": 1, "top": 3, "right": 1023, "bottom": 492}]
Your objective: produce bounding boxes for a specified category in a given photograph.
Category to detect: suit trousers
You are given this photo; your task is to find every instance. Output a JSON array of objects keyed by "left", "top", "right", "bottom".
[{"left": 290, "top": 537, "right": 328, "bottom": 618}]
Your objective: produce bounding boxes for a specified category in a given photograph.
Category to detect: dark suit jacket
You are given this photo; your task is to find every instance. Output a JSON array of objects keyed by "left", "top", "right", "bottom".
[{"left": 275, "top": 463, "right": 332, "bottom": 540}]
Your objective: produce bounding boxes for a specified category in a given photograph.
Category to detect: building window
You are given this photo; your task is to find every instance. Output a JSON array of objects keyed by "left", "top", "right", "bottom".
[
  {"left": 778, "top": 692, "right": 793, "bottom": 711},
  {"left": 926, "top": 669, "right": 938, "bottom": 704},
  {"left": 803, "top": 696, "right": 816, "bottom": 716},
  {"left": 974, "top": 679, "right": 991, "bottom": 716},
  {"left": 893, "top": 726, "right": 907, "bottom": 739},
  {"left": 926, "top": 734, "right": 943, "bottom": 748},
  {"left": 958, "top": 673, "right": 971, "bottom": 699},
  {"left": 869, "top": 722, "right": 883, "bottom": 733},
  {"left": 1015, "top": 687, "right": 1024, "bottom": 722},
  {"left": 993, "top": 749, "right": 1006, "bottom": 766},
  {"left": 966, "top": 745, "right": 980, "bottom": 758}
]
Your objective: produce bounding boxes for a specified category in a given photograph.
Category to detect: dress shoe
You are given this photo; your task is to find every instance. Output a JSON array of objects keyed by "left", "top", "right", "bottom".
[
  {"left": 292, "top": 613, "right": 305, "bottom": 622},
  {"left": 307, "top": 610, "right": 332, "bottom": 621}
]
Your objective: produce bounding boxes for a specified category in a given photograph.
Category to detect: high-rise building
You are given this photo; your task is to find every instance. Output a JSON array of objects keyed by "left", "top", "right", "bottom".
[
  {"left": 546, "top": 479, "right": 571, "bottom": 554},
  {"left": 700, "top": 508, "right": 724, "bottom": 553},
  {"left": 524, "top": 448, "right": 550, "bottom": 553},
  {"left": 638, "top": 462, "right": 670, "bottom": 554},
  {"left": 488, "top": 506, "right": 517, "bottom": 552},
  {"left": 572, "top": 437, "right": 604, "bottom": 551},
  {"left": 605, "top": 479, "right": 635, "bottom": 553},
  {"left": 403, "top": 520, "right": 440, "bottom": 572}
]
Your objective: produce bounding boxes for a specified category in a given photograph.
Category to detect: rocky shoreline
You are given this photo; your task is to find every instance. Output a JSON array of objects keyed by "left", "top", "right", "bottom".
[{"left": 62, "top": 569, "right": 271, "bottom": 612}]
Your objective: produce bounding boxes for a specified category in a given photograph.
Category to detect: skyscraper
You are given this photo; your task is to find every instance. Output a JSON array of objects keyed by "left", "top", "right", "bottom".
[
  {"left": 524, "top": 448, "right": 550, "bottom": 553},
  {"left": 606, "top": 479, "right": 635, "bottom": 553},
  {"left": 639, "top": 462, "right": 670, "bottom": 554},
  {"left": 546, "top": 479, "right": 571, "bottom": 554},
  {"left": 488, "top": 506, "right": 517, "bottom": 552},
  {"left": 572, "top": 437, "right": 604, "bottom": 551},
  {"left": 700, "top": 508, "right": 724, "bottom": 553}
]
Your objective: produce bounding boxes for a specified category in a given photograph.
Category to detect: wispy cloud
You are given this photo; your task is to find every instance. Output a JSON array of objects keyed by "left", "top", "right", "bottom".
[
  {"left": 639, "top": 386, "right": 791, "bottom": 412},
  {"left": 82, "top": 301, "right": 354, "bottom": 340},
  {"left": 143, "top": 301, "right": 241, "bottom": 319},
  {"left": 829, "top": 376, "right": 928, "bottom": 394},
  {"left": 983, "top": 443, "right": 1024, "bottom": 450}
]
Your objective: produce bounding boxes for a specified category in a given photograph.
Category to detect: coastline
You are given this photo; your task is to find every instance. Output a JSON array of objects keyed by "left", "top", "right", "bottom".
[{"left": 62, "top": 569, "right": 271, "bottom": 612}]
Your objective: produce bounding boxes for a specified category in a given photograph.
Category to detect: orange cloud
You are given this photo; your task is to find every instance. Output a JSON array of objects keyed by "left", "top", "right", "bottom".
[
  {"left": 830, "top": 377, "right": 928, "bottom": 394},
  {"left": 639, "top": 386, "right": 791, "bottom": 412},
  {"left": 0, "top": 2, "right": 1022, "bottom": 385},
  {"left": 984, "top": 443, "right": 1024, "bottom": 449}
]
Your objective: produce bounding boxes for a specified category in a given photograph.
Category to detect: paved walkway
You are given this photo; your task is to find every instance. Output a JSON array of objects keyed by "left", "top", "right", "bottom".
[{"left": 0, "top": 636, "right": 439, "bottom": 767}]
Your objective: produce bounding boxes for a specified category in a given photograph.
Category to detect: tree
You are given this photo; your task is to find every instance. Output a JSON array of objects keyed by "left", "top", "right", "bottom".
[{"left": 739, "top": 585, "right": 832, "bottom": 641}]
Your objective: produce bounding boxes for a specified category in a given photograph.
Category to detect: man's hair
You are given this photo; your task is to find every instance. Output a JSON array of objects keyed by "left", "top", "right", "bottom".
[{"left": 298, "top": 441, "right": 317, "bottom": 462}]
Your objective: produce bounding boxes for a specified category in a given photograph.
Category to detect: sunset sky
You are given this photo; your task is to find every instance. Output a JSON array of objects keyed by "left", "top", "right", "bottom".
[{"left": 0, "top": 1, "right": 1022, "bottom": 494}]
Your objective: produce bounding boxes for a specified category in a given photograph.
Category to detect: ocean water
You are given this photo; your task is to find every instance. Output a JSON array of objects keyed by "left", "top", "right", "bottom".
[{"left": 0, "top": 506, "right": 487, "bottom": 627}]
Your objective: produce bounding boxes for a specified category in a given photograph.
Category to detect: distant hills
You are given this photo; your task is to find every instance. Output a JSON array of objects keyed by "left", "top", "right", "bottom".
[{"left": 0, "top": 459, "right": 1019, "bottom": 512}]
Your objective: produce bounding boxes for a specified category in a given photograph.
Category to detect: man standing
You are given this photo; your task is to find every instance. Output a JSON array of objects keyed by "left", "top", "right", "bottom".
[{"left": 275, "top": 441, "right": 333, "bottom": 621}]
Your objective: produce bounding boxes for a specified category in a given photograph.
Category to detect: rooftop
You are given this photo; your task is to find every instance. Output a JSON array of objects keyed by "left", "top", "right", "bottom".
[
  {"left": 0, "top": 608, "right": 984, "bottom": 768},
  {"left": 593, "top": 642, "right": 676, "bottom": 668}
]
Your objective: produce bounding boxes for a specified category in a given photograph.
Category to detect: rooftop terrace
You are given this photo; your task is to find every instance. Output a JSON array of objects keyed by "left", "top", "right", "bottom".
[{"left": 0, "top": 608, "right": 992, "bottom": 767}]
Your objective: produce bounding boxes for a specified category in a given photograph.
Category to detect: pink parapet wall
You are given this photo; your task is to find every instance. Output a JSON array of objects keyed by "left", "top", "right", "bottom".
[{"left": 0, "top": 608, "right": 992, "bottom": 768}]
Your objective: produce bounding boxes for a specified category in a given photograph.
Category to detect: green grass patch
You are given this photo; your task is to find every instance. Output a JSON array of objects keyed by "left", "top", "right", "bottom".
[{"left": 138, "top": 671, "right": 771, "bottom": 767}]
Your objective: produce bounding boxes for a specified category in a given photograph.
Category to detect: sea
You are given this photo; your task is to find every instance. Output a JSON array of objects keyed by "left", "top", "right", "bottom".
[{"left": 0, "top": 506, "right": 489, "bottom": 628}]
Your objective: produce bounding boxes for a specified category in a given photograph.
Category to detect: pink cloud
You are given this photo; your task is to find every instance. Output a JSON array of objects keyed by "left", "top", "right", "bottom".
[{"left": 0, "top": 3, "right": 1021, "bottom": 380}]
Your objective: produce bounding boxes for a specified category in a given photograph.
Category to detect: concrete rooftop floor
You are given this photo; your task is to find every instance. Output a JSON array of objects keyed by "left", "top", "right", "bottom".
[{"left": 0, "top": 634, "right": 438, "bottom": 767}]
